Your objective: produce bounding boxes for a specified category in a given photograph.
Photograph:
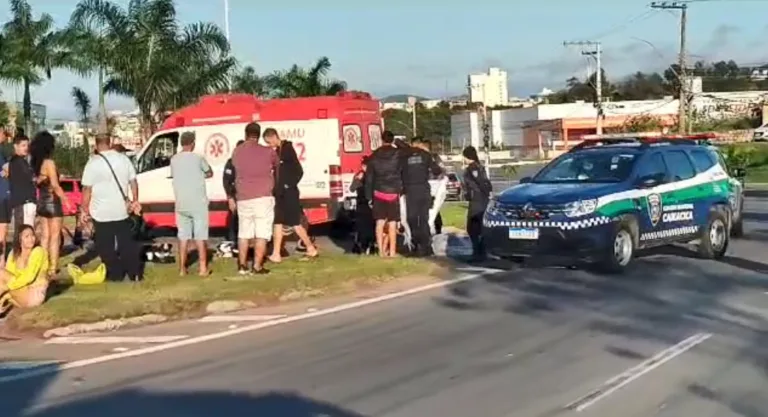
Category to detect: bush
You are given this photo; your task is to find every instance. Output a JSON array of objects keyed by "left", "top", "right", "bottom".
[{"left": 718, "top": 143, "right": 768, "bottom": 169}]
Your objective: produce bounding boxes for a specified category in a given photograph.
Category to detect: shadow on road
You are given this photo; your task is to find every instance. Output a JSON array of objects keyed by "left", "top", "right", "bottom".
[{"left": 20, "top": 389, "right": 366, "bottom": 417}]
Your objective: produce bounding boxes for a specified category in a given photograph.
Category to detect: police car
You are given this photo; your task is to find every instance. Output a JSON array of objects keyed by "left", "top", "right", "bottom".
[{"left": 482, "top": 135, "right": 745, "bottom": 273}]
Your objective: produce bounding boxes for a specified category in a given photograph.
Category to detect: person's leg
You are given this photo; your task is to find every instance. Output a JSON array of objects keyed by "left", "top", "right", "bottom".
[
  {"left": 467, "top": 213, "right": 486, "bottom": 261},
  {"left": 253, "top": 197, "right": 275, "bottom": 273},
  {"left": 114, "top": 218, "right": 142, "bottom": 281},
  {"left": 270, "top": 195, "right": 285, "bottom": 262},
  {"left": 192, "top": 210, "right": 210, "bottom": 275},
  {"left": 175, "top": 211, "right": 192, "bottom": 275},
  {"left": 48, "top": 216, "right": 63, "bottom": 274},
  {"left": 0, "top": 199, "right": 10, "bottom": 268},
  {"left": 93, "top": 220, "right": 124, "bottom": 281},
  {"left": 375, "top": 219, "right": 386, "bottom": 257},
  {"left": 386, "top": 220, "right": 398, "bottom": 257},
  {"left": 236, "top": 200, "right": 255, "bottom": 272},
  {"left": 226, "top": 208, "right": 237, "bottom": 242},
  {"left": 414, "top": 197, "right": 433, "bottom": 256},
  {"left": 405, "top": 193, "right": 420, "bottom": 253}
]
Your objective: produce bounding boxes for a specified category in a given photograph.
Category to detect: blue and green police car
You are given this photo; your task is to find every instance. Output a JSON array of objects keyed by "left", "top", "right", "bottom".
[{"left": 482, "top": 137, "right": 745, "bottom": 273}]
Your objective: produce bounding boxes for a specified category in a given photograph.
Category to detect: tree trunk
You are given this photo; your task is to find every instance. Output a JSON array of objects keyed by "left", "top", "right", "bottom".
[
  {"left": 23, "top": 78, "right": 31, "bottom": 135},
  {"left": 97, "top": 67, "right": 108, "bottom": 135}
]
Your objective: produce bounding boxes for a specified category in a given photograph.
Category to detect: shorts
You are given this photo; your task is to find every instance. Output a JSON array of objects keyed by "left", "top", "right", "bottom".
[
  {"left": 274, "top": 188, "right": 302, "bottom": 226},
  {"left": 372, "top": 198, "right": 400, "bottom": 222},
  {"left": 0, "top": 199, "right": 11, "bottom": 224},
  {"left": 237, "top": 196, "right": 275, "bottom": 240},
  {"left": 176, "top": 210, "right": 209, "bottom": 240}
]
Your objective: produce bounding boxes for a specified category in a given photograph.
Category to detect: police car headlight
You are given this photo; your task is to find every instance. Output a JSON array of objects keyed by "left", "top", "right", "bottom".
[{"left": 564, "top": 199, "right": 597, "bottom": 218}]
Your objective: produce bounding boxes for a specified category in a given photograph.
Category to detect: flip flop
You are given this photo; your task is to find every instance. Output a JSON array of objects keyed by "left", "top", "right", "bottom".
[
  {"left": 198, "top": 270, "right": 212, "bottom": 277},
  {"left": 299, "top": 252, "right": 319, "bottom": 262},
  {"left": 268, "top": 256, "right": 282, "bottom": 264}
]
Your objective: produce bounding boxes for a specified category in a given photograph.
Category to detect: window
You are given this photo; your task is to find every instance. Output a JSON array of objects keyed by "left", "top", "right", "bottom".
[
  {"left": 635, "top": 153, "right": 667, "bottom": 182},
  {"left": 663, "top": 150, "right": 696, "bottom": 181},
  {"left": 689, "top": 149, "right": 716, "bottom": 172},
  {"left": 342, "top": 124, "right": 362, "bottom": 153},
  {"left": 368, "top": 124, "right": 382, "bottom": 151},
  {"left": 136, "top": 132, "right": 179, "bottom": 173},
  {"left": 534, "top": 150, "right": 638, "bottom": 183},
  {"left": 60, "top": 181, "right": 74, "bottom": 192}
]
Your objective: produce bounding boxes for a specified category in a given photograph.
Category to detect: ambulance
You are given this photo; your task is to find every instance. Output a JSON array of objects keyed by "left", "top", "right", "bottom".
[{"left": 133, "top": 91, "right": 383, "bottom": 230}]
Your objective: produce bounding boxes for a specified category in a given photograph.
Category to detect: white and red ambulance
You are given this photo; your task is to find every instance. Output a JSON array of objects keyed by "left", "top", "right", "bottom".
[{"left": 133, "top": 91, "right": 383, "bottom": 229}]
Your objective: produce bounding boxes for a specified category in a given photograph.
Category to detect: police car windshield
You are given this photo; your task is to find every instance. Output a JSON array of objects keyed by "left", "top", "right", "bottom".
[{"left": 534, "top": 149, "right": 638, "bottom": 183}]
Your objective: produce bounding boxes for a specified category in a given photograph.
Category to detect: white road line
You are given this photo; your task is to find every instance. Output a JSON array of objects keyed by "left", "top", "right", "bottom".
[
  {"left": 45, "top": 336, "right": 189, "bottom": 345},
  {"left": 198, "top": 314, "right": 287, "bottom": 323},
  {"left": 565, "top": 332, "right": 712, "bottom": 412},
  {"left": 0, "top": 270, "right": 498, "bottom": 384}
]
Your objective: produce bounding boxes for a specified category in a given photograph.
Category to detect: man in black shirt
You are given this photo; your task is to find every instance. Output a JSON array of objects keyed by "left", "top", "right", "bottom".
[
  {"left": 8, "top": 135, "right": 36, "bottom": 232},
  {"left": 400, "top": 137, "right": 442, "bottom": 257}
]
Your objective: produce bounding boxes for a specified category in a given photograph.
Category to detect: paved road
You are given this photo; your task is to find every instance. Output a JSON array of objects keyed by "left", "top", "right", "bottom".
[{"left": 1, "top": 197, "right": 767, "bottom": 416}]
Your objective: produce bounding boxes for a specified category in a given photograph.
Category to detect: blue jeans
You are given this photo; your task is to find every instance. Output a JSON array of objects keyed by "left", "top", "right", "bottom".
[{"left": 176, "top": 210, "right": 209, "bottom": 241}]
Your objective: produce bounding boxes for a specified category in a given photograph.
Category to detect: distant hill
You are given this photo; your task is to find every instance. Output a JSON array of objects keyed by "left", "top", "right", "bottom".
[{"left": 380, "top": 94, "right": 430, "bottom": 103}]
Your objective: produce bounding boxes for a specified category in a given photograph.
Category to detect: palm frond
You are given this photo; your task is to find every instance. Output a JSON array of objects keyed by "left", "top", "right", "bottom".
[{"left": 71, "top": 86, "right": 92, "bottom": 124}]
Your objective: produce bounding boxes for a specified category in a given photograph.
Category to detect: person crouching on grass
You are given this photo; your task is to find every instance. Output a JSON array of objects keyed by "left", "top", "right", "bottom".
[{"left": 0, "top": 225, "right": 49, "bottom": 308}]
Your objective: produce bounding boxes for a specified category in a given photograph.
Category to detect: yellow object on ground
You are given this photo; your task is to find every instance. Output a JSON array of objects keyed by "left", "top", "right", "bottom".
[{"left": 68, "top": 263, "right": 106, "bottom": 285}]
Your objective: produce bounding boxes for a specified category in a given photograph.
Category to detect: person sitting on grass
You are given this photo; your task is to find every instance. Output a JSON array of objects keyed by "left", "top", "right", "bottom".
[{"left": 0, "top": 225, "right": 49, "bottom": 308}]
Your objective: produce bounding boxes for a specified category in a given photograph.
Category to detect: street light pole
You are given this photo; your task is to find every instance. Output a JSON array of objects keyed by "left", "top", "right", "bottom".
[
  {"left": 564, "top": 40, "right": 603, "bottom": 135},
  {"left": 224, "top": 0, "right": 232, "bottom": 92}
]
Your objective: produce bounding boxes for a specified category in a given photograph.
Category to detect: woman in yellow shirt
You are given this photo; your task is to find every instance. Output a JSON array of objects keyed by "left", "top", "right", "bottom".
[{"left": 0, "top": 225, "right": 49, "bottom": 308}]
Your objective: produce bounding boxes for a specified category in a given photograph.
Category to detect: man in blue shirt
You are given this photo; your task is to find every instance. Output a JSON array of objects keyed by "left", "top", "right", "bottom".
[{"left": 0, "top": 128, "right": 11, "bottom": 267}]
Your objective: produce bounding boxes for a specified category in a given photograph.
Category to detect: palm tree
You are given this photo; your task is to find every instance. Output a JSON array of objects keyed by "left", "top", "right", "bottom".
[
  {"left": 265, "top": 57, "right": 347, "bottom": 98},
  {"left": 70, "top": 0, "right": 235, "bottom": 136},
  {"left": 68, "top": 0, "right": 125, "bottom": 135},
  {"left": 230, "top": 66, "right": 267, "bottom": 96},
  {"left": 2, "top": 0, "right": 72, "bottom": 134},
  {"left": 71, "top": 87, "right": 92, "bottom": 127}
]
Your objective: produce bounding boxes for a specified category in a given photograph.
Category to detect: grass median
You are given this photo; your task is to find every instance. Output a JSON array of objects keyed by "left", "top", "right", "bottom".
[
  {"left": 441, "top": 202, "right": 468, "bottom": 230},
  {"left": 9, "top": 252, "right": 438, "bottom": 331}
]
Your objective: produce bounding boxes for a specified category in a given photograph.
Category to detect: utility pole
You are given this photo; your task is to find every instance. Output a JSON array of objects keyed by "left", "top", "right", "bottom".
[
  {"left": 408, "top": 96, "right": 417, "bottom": 136},
  {"left": 564, "top": 41, "right": 603, "bottom": 134},
  {"left": 651, "top": 1, "right": 688, "bottom": 133},
  {"left": 480, "top": 104, "right": 491, "bottom": 177}
]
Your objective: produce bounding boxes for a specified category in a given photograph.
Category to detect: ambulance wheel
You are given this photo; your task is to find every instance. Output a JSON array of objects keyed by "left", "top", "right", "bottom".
[
  {"left": 698, "top": 210, "right": 729, "bottom": 260},
  {"left": 598, "top": 218, "right": 636, "bottom": 274}
]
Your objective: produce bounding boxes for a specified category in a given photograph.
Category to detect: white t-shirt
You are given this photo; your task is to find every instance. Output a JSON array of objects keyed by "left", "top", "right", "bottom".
[{"left": 81, "top": 150, "right": 137, "bottom": 222}]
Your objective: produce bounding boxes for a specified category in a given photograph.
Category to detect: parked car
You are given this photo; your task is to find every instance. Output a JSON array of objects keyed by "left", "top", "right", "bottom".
[
  {"left": 483, "top": 136, "right": 745, "bottom": 273},
  {"left": 59, "top": 177, "right": 82, "bottom": 216},
  {"left": 445, "top": 173, "right": 463, "bottom": 200}
]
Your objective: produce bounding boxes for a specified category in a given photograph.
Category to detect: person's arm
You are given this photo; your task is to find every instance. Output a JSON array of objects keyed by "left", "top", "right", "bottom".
[
  {"left": 222, "top": 159, "right": 236, "bottom": 199},
  {"left": 350, "top": 173, "right": 363, "bottom": 193},
  {"left": 43, "top": 160, "right": 68, "bottom": 201},
  {"left": 6, "top": 247, "right": 48, "bottom": 291},
  {"left": 284, "top": 144, "right": 303, "bottom": 186},
  {"left": 80, "top": 158, "right": 95, "bottom": 217},
  {"left": 364, "top": 162, "right": 375, "bottom": 202},
  {"left": 126, "top": 155, "right": 138, "bottom": 203},
  {"left": 200, "top": 156, "right": 213, "bottom": 179},
  {"left": 427, "top": 154, "right": 443, "bottom": 178}
]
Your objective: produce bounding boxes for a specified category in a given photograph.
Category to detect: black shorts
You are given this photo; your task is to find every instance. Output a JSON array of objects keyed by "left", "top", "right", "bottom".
[
  {"left": 274, "top": 188, "right": 303, "bottom": 226},
  {"left": 372, "top": 198, "right": 400, "bottom": 222},
  {"left": 0, "top": 199, "right": 10, "bottom": 224}
]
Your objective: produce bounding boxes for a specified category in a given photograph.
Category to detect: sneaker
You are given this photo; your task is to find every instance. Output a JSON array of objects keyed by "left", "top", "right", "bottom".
[
  {"left": 252, "top": 268, "right": 270, "bottom": 275},
  {"left": 237, "top": 266, "right": 252, "bottom": 276}
]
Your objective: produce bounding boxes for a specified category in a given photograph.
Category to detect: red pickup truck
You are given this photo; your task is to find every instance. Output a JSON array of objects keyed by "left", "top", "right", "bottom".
[{"left": 59, "top": 177, "right": 82, "bottom": 216}]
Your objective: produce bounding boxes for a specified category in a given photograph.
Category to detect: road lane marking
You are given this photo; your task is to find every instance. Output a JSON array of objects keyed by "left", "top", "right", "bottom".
[
  {"left": 198, "top": 314, "right": 287, "bottom": 323},
  {"left": 565, "top": 332, "right": 712, "bottom": 412},
  {"left": 0, "top": 270, "right": 499, "bottom": 384},
  {"left": 45, "top": 336, "right": 189, "bottom": 345}
]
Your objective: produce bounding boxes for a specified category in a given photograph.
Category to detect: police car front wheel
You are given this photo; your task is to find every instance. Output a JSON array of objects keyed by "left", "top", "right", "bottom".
[{"left": 599, "top": 220, "right": 637, "bottom": 273}]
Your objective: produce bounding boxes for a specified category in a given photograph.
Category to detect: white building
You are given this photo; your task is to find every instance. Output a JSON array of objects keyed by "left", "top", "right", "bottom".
[
  {"left": 467, "top": 67, "right": 509, "bottom": 107},
  {"left": 109, "top": 109, "right": 142, "bottom": 150}
]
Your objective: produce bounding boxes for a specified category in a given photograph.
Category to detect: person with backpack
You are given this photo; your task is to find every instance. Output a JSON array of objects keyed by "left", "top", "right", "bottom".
[{"left": 462, "top": 146, "right": 492, "bottom": 262}]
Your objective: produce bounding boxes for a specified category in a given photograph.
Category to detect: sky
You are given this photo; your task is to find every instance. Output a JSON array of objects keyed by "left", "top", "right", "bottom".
[{"left": 3, "top": 0, "right": 768, "bottom": 121}]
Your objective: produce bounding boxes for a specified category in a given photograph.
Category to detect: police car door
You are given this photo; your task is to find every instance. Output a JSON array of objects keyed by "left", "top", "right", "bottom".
[
  {"left": 633, "top": 152, "right": 670, "bottom": 242},
  {"left": 656, "top": 149, "right": 699, "bottom": 242}
]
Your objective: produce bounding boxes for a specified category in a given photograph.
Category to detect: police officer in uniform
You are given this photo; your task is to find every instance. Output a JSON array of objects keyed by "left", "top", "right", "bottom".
[
  {"left": 462, "top": 146, "right": 492, "bottom": 262},
  {"left": 401, "top": 136, "right": 443, "bottom": 257}
]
